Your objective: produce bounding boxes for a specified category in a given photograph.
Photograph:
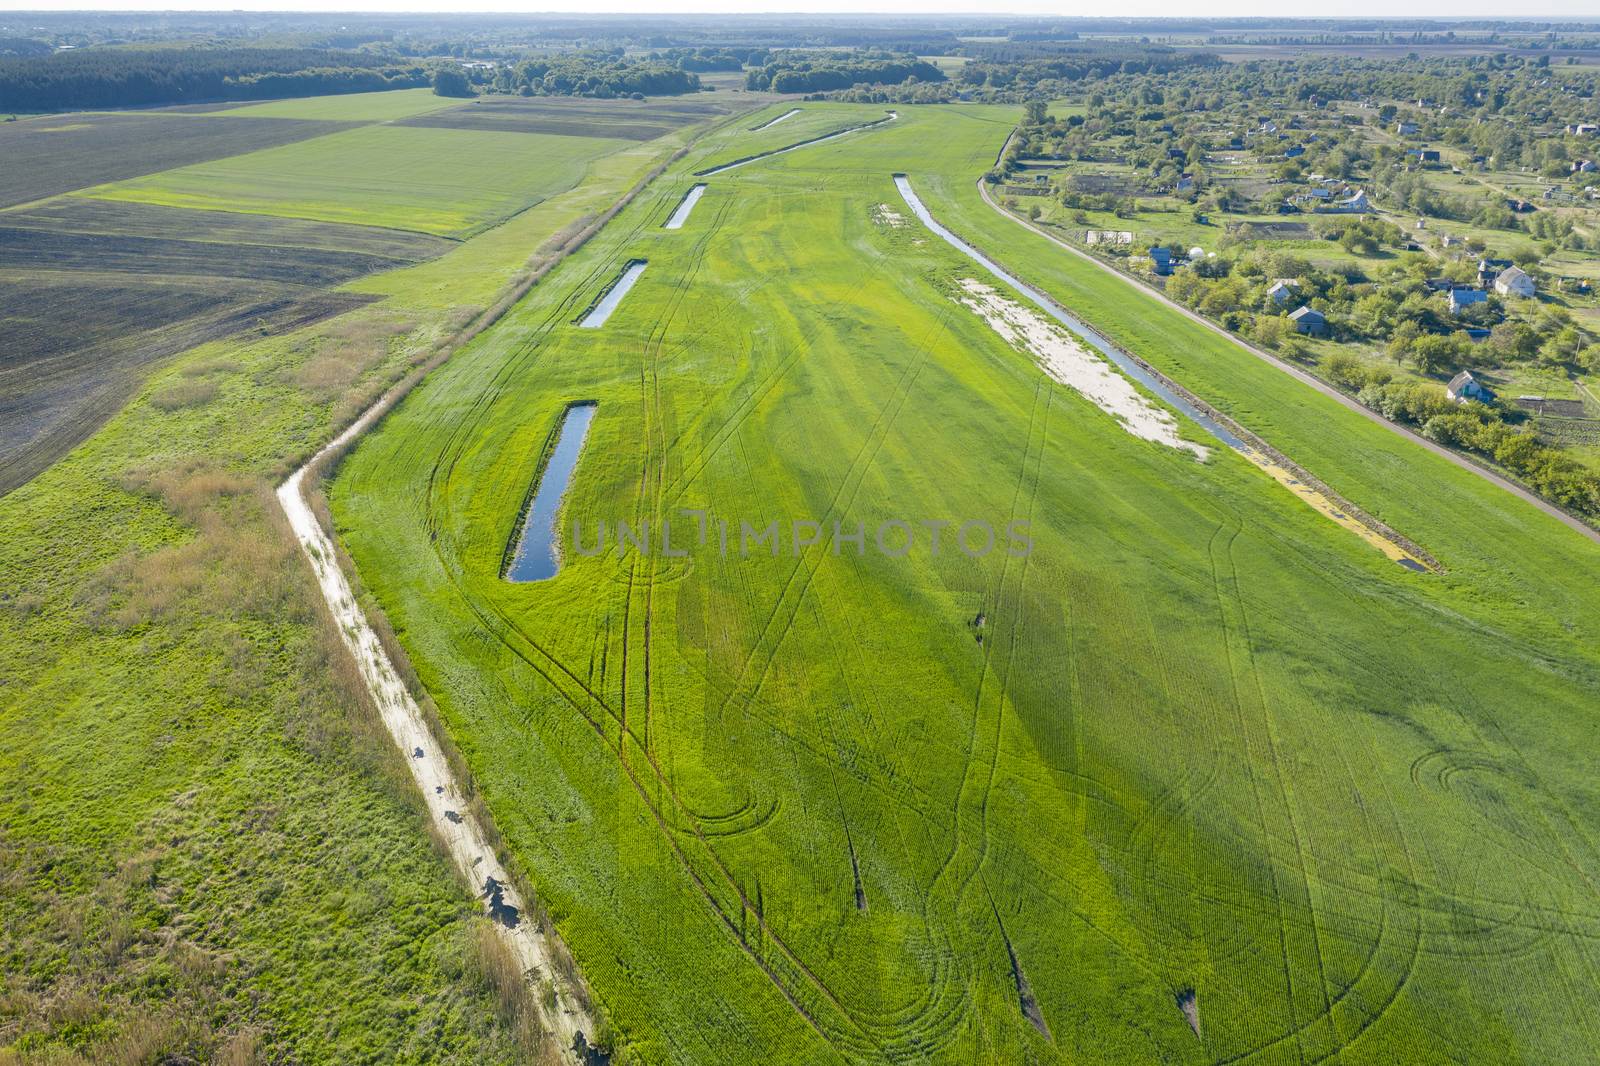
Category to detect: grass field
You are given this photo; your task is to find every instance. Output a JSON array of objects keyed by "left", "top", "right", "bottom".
[
  {"left": 0, "top": 111, "right": 355, "bottom": 209},
  {"left": 89, "top": 124, "right": 639, "bottom": 237},
  {"left": 213, "top": 87, "right": 466, "bottom": 121},
  {"left": 331, "top": 103, "right": 1600, "bottom": 1064},
  {"left": 399, "top": 96, "right": 734, "bottom": 141},
  {"left": 0, "top": 92, "right": 723, "bottom": 1062}
]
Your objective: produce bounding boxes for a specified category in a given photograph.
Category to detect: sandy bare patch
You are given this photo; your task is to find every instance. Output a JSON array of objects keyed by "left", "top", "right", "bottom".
[
  {"left": 955, "top": 278, "right": 1209, "bottom": 461},
  {"left": 873, "top": 203, "right": 906, "bottom": 228}
]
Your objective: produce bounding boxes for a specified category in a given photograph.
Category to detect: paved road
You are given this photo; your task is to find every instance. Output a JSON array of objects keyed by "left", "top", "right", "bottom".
[{"left": 976, "top": 179, "right": 1600, "bottom": 547}]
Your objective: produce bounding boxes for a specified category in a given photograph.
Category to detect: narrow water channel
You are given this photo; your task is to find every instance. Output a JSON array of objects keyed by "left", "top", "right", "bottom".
[
  {"left": 505, "top": 403, "right": 597, "bottom": 582},
  {"left": 665, "top": 184, "right": 707, "bottom": 229},
  {"left": 753, "top": 107, "right": 801, "bottom": 131},
  {"left": 699, "top": 112, "right": 898, "bottom": 177},
  {"left": 580, "top": 261, "right": 647, "bottom": 328},
  {"left": 893, "top": 175, "right": 1244, "bottom": 450}
]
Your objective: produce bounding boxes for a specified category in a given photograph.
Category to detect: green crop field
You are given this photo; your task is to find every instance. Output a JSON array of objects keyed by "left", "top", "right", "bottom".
[
  {"left": 692, "top": 102, "right": 901, "bottom": 173},
  {"left": 399, "top": 96, "right": 734, "bottom": 140},
  {"left": 88, "top": 124, "right": 640, "bottom": 237},
  {"left": 213, "top": 87, "right": 467, "bottom": 121},
  {"left": 330, "top": 103, "right": 1600, "bottom": 1064}
]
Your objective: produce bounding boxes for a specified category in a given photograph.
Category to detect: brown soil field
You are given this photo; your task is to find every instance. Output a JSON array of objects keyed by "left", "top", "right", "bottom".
[{"left": 0, "top": 112, "right": 356, "bottom": 208}]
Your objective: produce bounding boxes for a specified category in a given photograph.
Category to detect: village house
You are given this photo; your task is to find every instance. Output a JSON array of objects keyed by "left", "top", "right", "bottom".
[
  {"left": 1396, "top": 121, "right": 1419, "bottom": 136},
  {"left": 1148, "top": 246, "right": 1174, "bottom": 276},
  {"left": 1447, "top": 371, "right": 1491, "bottom": 403},
  {"left": 1448, "top": 288, "right": 1488, "bottom": 315},
  {"left": 1316, "top": 188, "right": 1369, "bottom": 213},
  {"left": 1289, "top": 306, "right": 1327, "bottom": 336},
  {"left": 1267, "top": 279, "right": 1299, "bottom": 303},
  {"left": 1493, "top": 265, "right": 1536, "bottom": 298}
]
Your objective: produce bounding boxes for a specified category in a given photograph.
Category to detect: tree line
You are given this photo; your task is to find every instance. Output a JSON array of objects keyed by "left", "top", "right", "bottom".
[
  {"left": 744, "top": 52, "right": 944, "bottom": 94},
  {"left": 0, "top": 46, "right": 427, "bottom": 111},
  {"left": 472, "top": 51, "right": 702, "bottom": 98}
]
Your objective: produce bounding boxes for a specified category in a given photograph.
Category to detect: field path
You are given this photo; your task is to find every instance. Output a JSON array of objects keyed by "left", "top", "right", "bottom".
[
  {"left": 975, "top": 178, "right": 1600, "bottom": 546},
  {"left": 278, "top": 421, "right": 599, "bottom": 1061}
]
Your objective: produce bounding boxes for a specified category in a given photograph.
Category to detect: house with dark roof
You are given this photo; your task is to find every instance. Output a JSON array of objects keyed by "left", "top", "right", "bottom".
[
  {"left": 1148, "top": 246, "right": 1174, "bottom": 276},
  {"left": 1448, "top": 288, "right": 1488, "bottom": 315},
  {"left": 1289, "top": 306, "right": 1327, "bottom": 336}
]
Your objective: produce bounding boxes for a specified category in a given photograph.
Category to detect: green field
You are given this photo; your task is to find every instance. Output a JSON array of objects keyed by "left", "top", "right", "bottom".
[
  {"left": 0, "top": 92, "right": 717, "bottom": 1061},
  {"left": 88, "top": 124, "right": 639, "bottom": 237},
  {"left": 330, "top": 103, "right": 1600, "bottom": 1064},
  {"left": 213, "top": 87, "right": 467, "bottom": 121}
]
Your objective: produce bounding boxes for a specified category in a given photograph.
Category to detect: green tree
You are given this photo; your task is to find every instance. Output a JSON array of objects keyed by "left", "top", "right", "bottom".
[{"left": 431, "top": 65, "right": 473, "bottom": 97}]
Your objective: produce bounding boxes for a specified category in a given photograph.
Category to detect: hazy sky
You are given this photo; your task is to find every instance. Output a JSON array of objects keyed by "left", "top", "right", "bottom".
[
  {"left": 3, "top": 1, "right": 1600, "bottom": 16},
  {"left": 4, "top": 1, "right": 1600, "bottom": 17}
]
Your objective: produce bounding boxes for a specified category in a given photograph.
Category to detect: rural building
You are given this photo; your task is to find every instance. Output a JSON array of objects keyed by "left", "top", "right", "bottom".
[
  {"left": 1448, "top": 288, "right": 1488, "bottom": 314},
  {"left": 1316, "top": 188, "right": 1369, "bottom": 213},
  {"left": 1285, "top": 144, "right": 1305, "bottom": 158},
  {"left": 1493, "top": 266, "right": 1536, "bottom": 298},
  {"left": 1289, "top": 306, "right": 1327, "bottom": 336},
  {"left": 1566, "top": 123, "right": 1599, "bottom": 136},
  {"left": 1148, "top": 246, "right": 1174, "bottom": 276},
  {"left": 1407, "top": 149, "right": 1441, "bottom": 163},
  {"left": 1267, "top": 279, "right": 1299, "bottom": 303},
  {"left": 1573, "top": 160, "right": 1596, "bottom": 173},
  {"left": 1447, "top": 371, "right": 1491, "bottom": 404},
  {"left": 1396, "top": 121, "right": 1419, "bottom": 135}
]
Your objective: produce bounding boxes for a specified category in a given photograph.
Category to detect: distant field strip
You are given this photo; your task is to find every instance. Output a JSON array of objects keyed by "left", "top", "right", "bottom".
[
  {"left": 88, "top": 124, "right": 635, "bottom": 237},
  {"left": 401, "top": 96, "right": 731, "bottom": 141},
  {"left": 0, "top": 197, "right": 453, "bottom": 258},
  {"left": 695, "top": 110, "right": 898, "bottom": 175},
  {"left": 0, "top": 111, "right": 356, "bottom": 209},
  {"left": 212, "top": 87, "right": 465, "bottom": 121}
]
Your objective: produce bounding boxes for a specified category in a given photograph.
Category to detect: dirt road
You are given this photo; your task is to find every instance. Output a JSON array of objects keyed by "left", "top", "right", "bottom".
[{"left": 279, "top": 417, "right": 598, "bottom": 1061}]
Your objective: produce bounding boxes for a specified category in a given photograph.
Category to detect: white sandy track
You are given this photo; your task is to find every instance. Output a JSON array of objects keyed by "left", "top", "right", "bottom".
[
  {"left": 955, "top": 278, "right": 1210, "bottom": 461},
  {"left": 976, "top": 176, "right": 1600, "bottom": 547},
  {"left": 278, "top": 409, "right": 597, "bottom": 1062}
]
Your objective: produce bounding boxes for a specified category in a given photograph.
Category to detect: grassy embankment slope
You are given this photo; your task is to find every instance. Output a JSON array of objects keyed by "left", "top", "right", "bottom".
[
  {"left": 333, "top": 101, "right": 1600, "bottom": 1063},
  {"left": 0, "top": 93, "right": 714, "bottom": 1062}
]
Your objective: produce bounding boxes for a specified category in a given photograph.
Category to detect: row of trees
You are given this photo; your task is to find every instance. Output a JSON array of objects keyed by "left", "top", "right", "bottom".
[
  {"left": 744, "top": 52, "right": 944, "bottom": 94},
  {"left": 0, "top": 46, "right": 427, "bottom": 110},
  {"left": 475, "top": 52, "right": 702, "bottom": 97}
]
